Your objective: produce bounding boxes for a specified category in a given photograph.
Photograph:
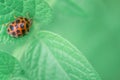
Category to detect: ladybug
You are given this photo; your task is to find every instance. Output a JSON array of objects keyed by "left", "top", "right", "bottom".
[{"left": 7, "top": 17, "right": 32, "bottom": 37}]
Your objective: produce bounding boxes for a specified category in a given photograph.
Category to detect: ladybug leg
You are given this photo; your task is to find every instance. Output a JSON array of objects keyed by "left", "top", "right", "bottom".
[
  {"left": 14, "top": 16, "right": 17, "bottom": 19},
  {"left": 2, "top": 23, "right": 9, "bottom": 27},
  {"left": 12, "top": 13, "right": 17, "bottom": 19},
  {"left": 6, "top": 21, "right": 11, "bottom": 26},
  {"left": 5, "top": 23, "right": 8, "bottom": 27}
]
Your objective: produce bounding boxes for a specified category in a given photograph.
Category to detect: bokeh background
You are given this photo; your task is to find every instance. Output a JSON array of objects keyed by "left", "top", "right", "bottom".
[{"left": 43, "top": 0, "right": 120, "bottom": 80}]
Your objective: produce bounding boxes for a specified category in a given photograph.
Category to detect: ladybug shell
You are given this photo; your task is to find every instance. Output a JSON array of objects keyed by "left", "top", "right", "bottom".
[{"left": 7, "top": 17, "right": 32, "bottom": 37}]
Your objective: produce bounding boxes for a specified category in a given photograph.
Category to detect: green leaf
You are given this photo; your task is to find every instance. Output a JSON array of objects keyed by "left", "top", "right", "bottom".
[
  {"left": 9, "top": 76, "right": 28, "bottom": 80},
  {"left": 0, "top": 0, "right": 53, "bottom": 53},
  {"left": 0, "top": 0, "right": 101, "bottom": 80},
  {"left": 0, "top": 51, "right": 26, "bottom": 80},
  {"left": 0, "top": 0, "right": 53, "bottom": 25},
  {"left": 45, "top": 0, "right": 86, "bottom": 16},
  {"left": 12, "top": 31, "right": 101, "bottom": 80}
]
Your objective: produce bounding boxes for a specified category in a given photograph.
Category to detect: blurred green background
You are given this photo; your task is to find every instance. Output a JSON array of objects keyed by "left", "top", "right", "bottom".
[{"left": 43, "top": 0, "right": 120, "bottom": 80}]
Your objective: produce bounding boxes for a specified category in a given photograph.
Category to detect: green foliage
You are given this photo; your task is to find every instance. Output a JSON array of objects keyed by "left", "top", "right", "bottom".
[
  {"left": 0, "top": 0, "right": 101, "bottom": 80},
  {"left": 0, "top": 0, "right": 53, "bottom": 52},
  {"left": 0, "top": 51, "right": 26, "bottom": 80},
  {"left": 0, "top": 31, "right": 101, "bottom": 80},
  {"left": 0, "top": 0, "right": 52, "bottom": 25},
  {"left": 45, "top": 0, "right": 120, "bottom": 80}
]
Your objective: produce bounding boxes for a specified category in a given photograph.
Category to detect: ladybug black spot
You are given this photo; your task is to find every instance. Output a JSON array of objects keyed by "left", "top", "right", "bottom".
[
  {"left": 25, "top": 18, "right": 28, "bottom": 21},
  {"left": 18, "top": 34, "right": 22, "bottom": 37},
  {"left": 27, "top": 29, "right": 29, "bottom": 32},
  {"left": 19, "top": 17, "right": 23, "bottom": 19},
  {"left": 22, "top": 20, "right": 24, "bottom": 23},
  {"left": 28, "top": 21, "right": 30, "bottom": 24},
  {"left": 16, "top": 19, "right": 20, "bottom": 23},
  {"left": 26, "top": 23, "right": 29, "bottom": 28},
  {"left": 22, "top": 30, "right": 25, "bottom": 35},
  {"left": 17, "top": 30, "right": 20, "bottom": 33},
  {"left": 8, "top": 29, "right": 10, "bottom": 32},
  {"left": 20, "top": 23, "right": 24, "bottom": 28},
  {"left": 12, "top": 32, "right": 16, "bottom": 36},
  {"left": 10, "top": 25, "right": 14, "bottom": 30},
  {"left": 12, "top": 22, "right": 14, "bottom": 24}
]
